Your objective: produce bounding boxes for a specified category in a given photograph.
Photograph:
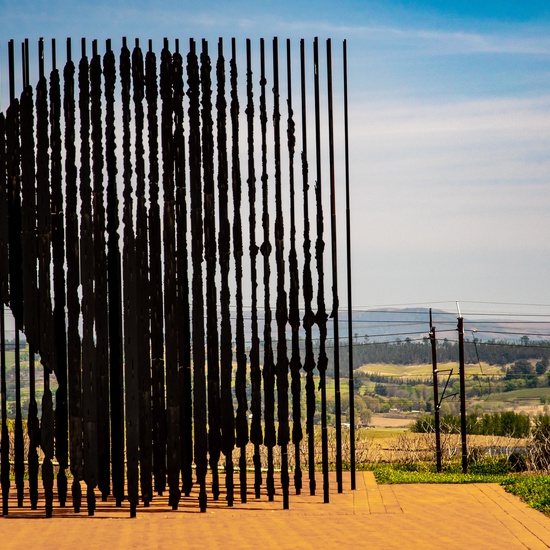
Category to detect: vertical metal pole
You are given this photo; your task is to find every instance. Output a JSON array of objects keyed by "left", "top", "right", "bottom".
[
  {"left": 173, "top": 37, "right": 193, "bottom": 499},
  {"left": 133, "top": 38, "right": 154, "bottom": 507},
  {"left": 273, "top": 36, "right": 290, "bottom": 510},
  {"left": 19, "top": 36, "right": 38, "bottom": 509},
  {"left": 287, "top": 38, "right": 303, "bottom": 497},
  {"left": 146, "top": 39, "right": 167, "bottom": 498},
  {"left": 245, "top": 38, "right": 263, "bottom": 500},
  {"left": 259, "top": 37, "right": 276, "bottom": 503},
  {"left": 50, "top": 36, "right": 69, "bottom": 507},
  {"left": 187, "top": 37, "right": 208, "bottom": 512},
  {"left": 230, "top": 37, "right": 249, "bottom": 505},
  {"left": 326, "top": 38, "right": 343, "bottom": 494},
  {"left": 343, "top": 39, "right": 356, "bottom": 490},
  {"left": 64, "top": 36, "right": 84, "bottom": 513},
  {"left": 458, "top": 315, "right": 468, "bottom": 473},
  {"left": 216, "top": 37, "right": 235, "bottom": 507},
  {"left": 201, "top": 37, "right": 222, "bottom": 503},
  {"left": 429, "top": 309, "right": 442, "bottom": 472},
  {"left": 300, "top": 38, "right": 316, "bottom": 497},
  {"left": 313, "top": 36, "right": 330, "bottom": 504},
  {"left": 91, "top": 37, "right": 111, "bottom": 504},
  {"left": 103, "top": 37, "right": 125, "bottom": 507}
]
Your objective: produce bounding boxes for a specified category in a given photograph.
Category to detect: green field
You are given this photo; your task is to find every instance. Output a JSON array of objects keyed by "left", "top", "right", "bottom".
[{"left": 357, "top": 362, "right": 503, "bottom": 377}]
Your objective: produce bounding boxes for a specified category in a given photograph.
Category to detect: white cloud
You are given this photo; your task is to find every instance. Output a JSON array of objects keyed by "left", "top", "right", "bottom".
[{"left": 346, "top": 94, "right": 550, "bottom": 259}]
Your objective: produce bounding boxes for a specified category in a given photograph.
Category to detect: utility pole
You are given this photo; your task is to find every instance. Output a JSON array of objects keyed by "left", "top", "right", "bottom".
[
  {"left": 429, "top": 309, "right": 442, "bottom": 472},
  {"left": 457, "top": 304, "right": 468, "bottom": 473}
]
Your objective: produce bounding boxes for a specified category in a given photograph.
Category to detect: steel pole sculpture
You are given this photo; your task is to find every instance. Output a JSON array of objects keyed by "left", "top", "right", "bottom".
[
  {"left": 0, "top": 36, "right": 352, "bottom": 518},
  {"left": 300, "top": 39, "right": 317, "bottom": 497},
  {"left": 286, "top": 38, "right": 303, "bottom": 496},
  {"left": 231, "top": 38, "right": 249, "bottom": 504},
  {"left": 216, "top": 38, "right": 236, "bottom": 507},
  {"left": 273, "top": 38, "right": 290, "bottom": 510},
  {"left": 246, "top": 39, "right": 264, "bottom": 500}
]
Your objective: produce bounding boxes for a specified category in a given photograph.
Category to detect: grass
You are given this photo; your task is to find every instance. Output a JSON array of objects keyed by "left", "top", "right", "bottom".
[
  {"left": 502, "top": 476, "right": 550, "bottom": 515},
  {"left": 372, "top": 466, "right": 511, "bottom": 484},
  {"left": 484, "top": 387, "right": 550, "bottom": 401},
  {"left": 356, "top": 362, "right": 501, "bottom": 377}
]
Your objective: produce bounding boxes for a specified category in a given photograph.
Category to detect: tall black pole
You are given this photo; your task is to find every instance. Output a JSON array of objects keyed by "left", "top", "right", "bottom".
[
  {"left": 458, "top": 313, "right": 468, "bottom": 473},
  {"left": 300, "top": 39, "right": 316, "bottom": 497},
  {"left": 429, "top": 311, "right": 442, "bottom": 473},
  {"left": 37, "top": 37, "right": 55, "bottom": 518},
  {"left": 79, "top": 37, "right": 98, "bottom": 517},
  {"left": 161, "top": 38, "right": 181, "bottom": 511},
  {"left": 91, "top": 39, "right": 111, "bottom": 504},
  {"left": 273, "top": 37, "right": 290, "bottom": 510},
  {"left": 259, "top": 38, "right": 276, "bottom": 502},
  {"left": 187, "top": 38, "right": 208, "bottom": 513},
  {"left": 230, "top": 37, "right": 249, "bottom": 504},
  {"left": 104, "top": 38, "right": 125, "bottom": 507},
  {"left": 64, "top": 37, "right": 83, "bottom": 513},
  {"left": 246, "top": 38, "right": 263, "bottom": 500},
  {"left": 216, "top": 38, "right": 235, "bottom": 507},
  {"left": 313, "top": 36, "right": 330, "bottom": 504},
  {"left": 201, "top": 38, "right": 222, "bottom": 503},
  {"left": 326, "top": 38, "right": 343, "bottom": 493},
  {"left": 133, "top": 39, "right": 154, "bottom": 507},
  {"left": 50, "top": 38, "right": 69, "bottom": 507},
  {"left": 121, "top": 37, "right": 139, "bottom": 518},
  {"left": 19, "top": 38, "right": 38, "bottom": 510},
  {"left": 173, "top": 39, "right": 193, "bottom": 499},
  {"left": 286, "top": 38, "right": 303, "bottom": 497},
  {"left": 146, "top": 40, "right": 167, "bottom": 498},
  {"left": 343, "top": 39, "right": 356, "bottom": 490}
]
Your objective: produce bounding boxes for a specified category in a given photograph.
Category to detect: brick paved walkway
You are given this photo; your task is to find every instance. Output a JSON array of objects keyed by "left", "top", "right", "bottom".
[{"left": 1, "top": 472, "right": 550, "bottom": 549}]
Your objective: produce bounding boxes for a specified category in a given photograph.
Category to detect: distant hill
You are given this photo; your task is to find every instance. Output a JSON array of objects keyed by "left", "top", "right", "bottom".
[{"left": 342, "top": 307, "right": 549, "bottom": 344}]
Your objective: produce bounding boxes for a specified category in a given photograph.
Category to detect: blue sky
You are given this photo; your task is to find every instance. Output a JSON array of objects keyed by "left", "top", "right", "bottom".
[{"left": 1, "top": 0, "right": 549, "bottom": 316}]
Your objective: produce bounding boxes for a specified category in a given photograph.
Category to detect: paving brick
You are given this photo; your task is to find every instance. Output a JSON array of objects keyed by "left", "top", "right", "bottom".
[{"left": 1, "top": 472, "right": 550, "bottom": 549}]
